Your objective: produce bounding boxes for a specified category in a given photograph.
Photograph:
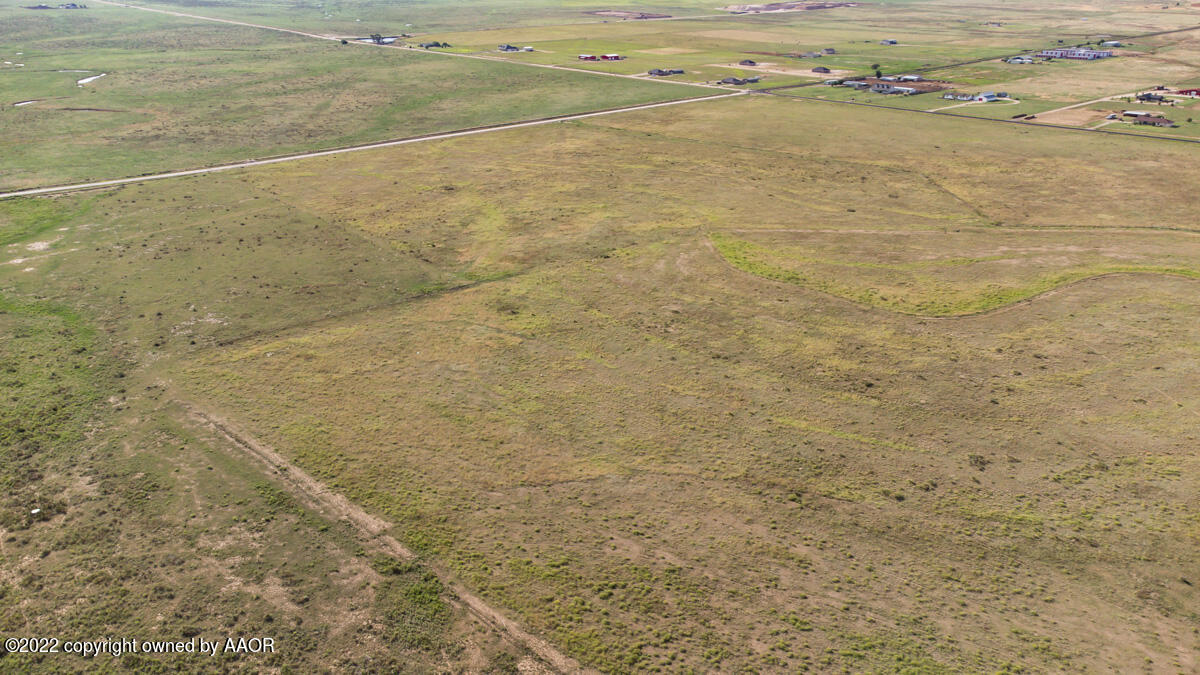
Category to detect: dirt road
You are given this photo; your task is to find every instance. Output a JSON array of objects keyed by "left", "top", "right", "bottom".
[
  {"left": 186, "top": 404, "right": 591, "bottom": 674},
  {"left": 92, "top": 0, "right": 729, "bottom": 91},
  {"left": 0, "top": 91, "right": 743, "bottom": 200}
]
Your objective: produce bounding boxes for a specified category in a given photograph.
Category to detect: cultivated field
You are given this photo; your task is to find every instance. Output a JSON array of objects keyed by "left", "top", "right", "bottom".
[{"left": 3, "top": 1, "right": 1199, "bottom": 673}]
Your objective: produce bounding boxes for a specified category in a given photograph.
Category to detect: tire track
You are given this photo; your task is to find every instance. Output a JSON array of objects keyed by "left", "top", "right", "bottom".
[
  {"left": 184, "top": 403, "right": 590, "bottom": 674},
  {"left": 0, "top": 91, "right": 743, "bottom": 200}
]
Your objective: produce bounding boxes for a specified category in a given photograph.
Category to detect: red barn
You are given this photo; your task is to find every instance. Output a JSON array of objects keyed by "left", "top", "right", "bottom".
[
  {"left": 600, "top": 54, "right": 623, "bottom": 60},
  {"left": 1178, "top": 88, "right": 1200, "bottom": 96},
  {"left": 578, "top": 54, "right": 598, "bottom": 60}
]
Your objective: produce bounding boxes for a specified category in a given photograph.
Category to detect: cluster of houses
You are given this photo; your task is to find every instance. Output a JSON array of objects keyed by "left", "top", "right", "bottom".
[
  {"left": 833, "top": 74, "right": 928, "bottom": 94},
  {"left": 499, "top": 44, "right": 534, "bottom": 52},
  {"left": 579, "top": 54, "right": 623, "bottom": 61},
  {"left": 1007, "top": 46, "right": 1116, "bottom": 64},
  {"left": 647, "top": 68, "right": 685, "bottom": 76},
  {"left": 720, "top": 76, "right": 761, "bottom": 85},
  {"left": 24, "top": 2, "right": 86, "bottom": 7}
]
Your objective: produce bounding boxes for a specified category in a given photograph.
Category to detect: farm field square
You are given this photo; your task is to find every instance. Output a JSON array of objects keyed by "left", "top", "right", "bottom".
[{"left": 2, "top": 0, "right": 1200, "bottom": 673}]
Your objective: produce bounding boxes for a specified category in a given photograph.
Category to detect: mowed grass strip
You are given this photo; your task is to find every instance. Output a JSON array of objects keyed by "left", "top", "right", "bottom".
[{"left": 710, "top": 229, "right": 1200, "bottom": 315}]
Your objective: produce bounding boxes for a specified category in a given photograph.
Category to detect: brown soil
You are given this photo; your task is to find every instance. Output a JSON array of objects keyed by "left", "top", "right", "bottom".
[
  {"left": 584, "top": 10, "right": 671, "bottom": 19},
  {"left": 54, "top": 107, "right": 128, "bottom": 112},
  {"left": 1038, "top": 107, "right": 1111, "bottom": 126},
  {"left": 184, "top": 403, "right": 588, "bottom": 675},
  {"left": 721, "top": 1, "right": 858, "bottom": 11}
]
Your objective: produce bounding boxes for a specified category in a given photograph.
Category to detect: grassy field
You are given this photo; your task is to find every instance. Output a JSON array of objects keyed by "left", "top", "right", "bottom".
[
  {"left": 117, "top": 0, "right": 726, "bottom": 34},
  {"left": 0, "top": 1, "right": 705, "bottom": 190},
  {"left": 5, "top": 1, "right": 1200, "bottom": 672},
  {"left": 0, "top": 290, "right": 533, "bottom": 671},
  {"left": 5, "top": 92, "right": 1198, "bottom": 672}
]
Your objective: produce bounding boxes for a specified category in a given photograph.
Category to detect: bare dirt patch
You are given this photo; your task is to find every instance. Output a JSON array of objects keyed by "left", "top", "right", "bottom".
[
  {"left": 721, "top": 1, "right": 858, "bottom": 12},
  {"left": 689, "top": 28, "right": 798, "bottom": 42},
  {"left": 637, "top": 47, "right": 700, "bottom": 55},
  {"left": 584, "top": 10, "right": 671, "bottom": 19},
  {"left": 1038, "top": 107, "right": 1111, "bottom": 126},
  {"left": 184, "top": 403, "right": 587, "bottom": 675},
  {"left": 714, "top": 61, "right": 854, "bottom": 78}
]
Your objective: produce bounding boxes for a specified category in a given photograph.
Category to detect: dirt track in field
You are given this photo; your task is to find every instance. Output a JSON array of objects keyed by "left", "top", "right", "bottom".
[{"left": 185, "top": 403, "right": 590, "bottom": 674}]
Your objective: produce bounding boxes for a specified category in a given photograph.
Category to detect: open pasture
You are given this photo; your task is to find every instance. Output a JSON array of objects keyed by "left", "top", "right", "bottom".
[
  {"left": 5, "top": 93, "right": 1198, "bottom": 672},
  {"left": 4, "top": 1, "right": 1200, "bottom": 672},
  {"left": 0, "top": 1, "right": 700, "bottom": 191},
  {"left": 417, "top": 9, "right": 1054, "bottom": 86},
  {"left": 99, "top": 0, "right": 725, "bottom": 34}
]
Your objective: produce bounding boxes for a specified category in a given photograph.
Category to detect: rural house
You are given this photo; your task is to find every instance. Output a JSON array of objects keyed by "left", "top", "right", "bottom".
[
  {"left": 812, "top": 66, "right": 831, "bottom": 73},
  {"left": 1035, "top": 48, "right": 1113, "bottom": 59},
  {"left": 1134, "top": 117, "right": 1176, "bottom": 127},
  {"left": 871, "top": 83, "right": 917, "bottom": 94}
]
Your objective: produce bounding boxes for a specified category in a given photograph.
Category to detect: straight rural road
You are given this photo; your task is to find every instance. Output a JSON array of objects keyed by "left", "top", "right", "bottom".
[
  {"left": 93, "top": 0, "right": 730, "bottom": 90},
  {"left": 0, "top": 92, "right": 743, "bottom": 200}
]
